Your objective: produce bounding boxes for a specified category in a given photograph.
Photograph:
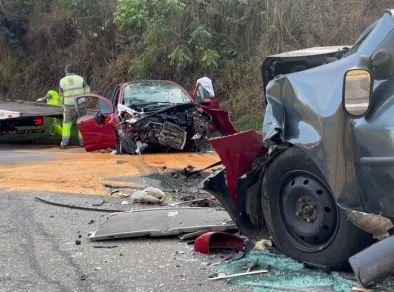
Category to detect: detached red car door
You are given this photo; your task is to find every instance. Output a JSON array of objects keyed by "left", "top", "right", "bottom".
[
  {"left": 74, "top": 94, "right": 117, "bottom": 152},
  {"left": 192, "top": 80, "right": 237, "bottom": 136}
]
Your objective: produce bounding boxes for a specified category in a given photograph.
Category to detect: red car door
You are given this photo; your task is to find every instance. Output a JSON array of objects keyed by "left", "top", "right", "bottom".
[
  {"left": 192, "top": 80, "right": 237, "bottom": 136},
  {"left": 74, "top": 94, "right": 117, "bottom": 152},
  {"left": 201, "top": 106, "right": 237, "bottom": 136}
]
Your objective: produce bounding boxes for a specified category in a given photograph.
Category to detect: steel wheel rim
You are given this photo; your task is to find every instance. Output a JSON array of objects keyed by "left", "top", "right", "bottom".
[{"left": 275, "top": 170, "right": 339, "bottom": 253}]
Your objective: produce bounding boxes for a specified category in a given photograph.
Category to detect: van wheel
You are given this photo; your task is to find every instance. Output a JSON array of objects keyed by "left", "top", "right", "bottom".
[{"left": 262, "top": 147, "right": 372, "bottom": 269}]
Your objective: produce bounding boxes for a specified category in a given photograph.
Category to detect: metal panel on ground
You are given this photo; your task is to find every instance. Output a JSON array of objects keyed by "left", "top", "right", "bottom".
[{"left": 89, "top": 207, "right": 236, "bottom": 241}]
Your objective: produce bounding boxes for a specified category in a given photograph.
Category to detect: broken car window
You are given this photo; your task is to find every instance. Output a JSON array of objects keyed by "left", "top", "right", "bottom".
[{"left": 123, "top": 81, "right": 190, "bottom": 107}]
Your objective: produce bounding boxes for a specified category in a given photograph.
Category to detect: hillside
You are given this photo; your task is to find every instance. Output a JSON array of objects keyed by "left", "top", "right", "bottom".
[{"left": 0, "top": 0, "right": 391, "bottom": 130}]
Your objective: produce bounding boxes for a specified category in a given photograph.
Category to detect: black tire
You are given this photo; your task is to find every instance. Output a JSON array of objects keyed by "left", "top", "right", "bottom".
[{"left": 262, "top": 147, "right": 373, "bottom": 269}]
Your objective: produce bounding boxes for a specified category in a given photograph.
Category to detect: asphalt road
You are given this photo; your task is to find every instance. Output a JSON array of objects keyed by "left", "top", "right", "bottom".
[{"left": 0, "top": 146, "right": 250, "bottom": 292}]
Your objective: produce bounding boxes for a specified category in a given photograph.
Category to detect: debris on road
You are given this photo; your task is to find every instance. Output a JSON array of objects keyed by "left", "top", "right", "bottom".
[
  {"left": 194, "top": 231, "right": 244, "bottom": 255},
  {"left": 80, "top": 275, "right": 88, "bottom": 281},
  {"left": 208, "top": 269, "right": 269, "bottom": 281},
  {"left": 245, "top": 284, "right": 337, "bottom": 292},
  {"left": 181, "top": 164, "right": 195, "bottom": 176},
  {"left": 242, "top": 260, "right": 260, "bottom": 273},
  {"left": 168, "top": 197, "right": 215, "bottom": 207},
  {"left": 88, "top": 220, "right": 95, "bottom": 225},
  {"left": 93, "top": 245, "right": 118, "bottom": 249},
  {"left": 91, "top": 200, "right": 106, "bottom": 207},
  {"left": 75, "top": 240, "right": 81, "bottom": 245},
  {"left": 352, "top": 287, "right": 391, "bottom": 292},
  {"left": 118, "top": 193, "right": 131, "bottom": 198},
  {"left": 181, "top": 195, "right": 196, "bottom": 201},
  {"left": 231, "top": 251, "right": 246, "bottom": 262},
  {"left": 89, "top": 208, "right": 236, "bottom": 241},
  {"left": 254, "top": 239, "right": 272, "bottom": 251},
  {"left": 35, "top": 197, "right": 123, "bottom": 213},
  {"left": 94, "top": 267, "right": 103, "bottom": 271},
  {"left": 167, "top": 211, "right": 178, "bottom": 217},
  {"left": 185, "top": 161, "right": 222, "bottom": 178},
  {"left": 303, "top": 262, "right": 331, "bottom": 274},
  {"left": 178, "top": 230, "right": 210, "bottom": 241},
  {"left": 129, "top": 187, "right": 168, "bottom": 204},
  {"left": 170, "top": 161, "right": 222, "bottom": 179},
  {"left": 104, "top": 183, "right": 144, "bottom": 190},
  {"left": 121, "top": 201, "right": 129, "bottom": 205},
  {"left": 212, "top": 250, "right": 394, "bottom": 291},
  {"left": 352, "top": 287, "right": 390, "bottom": 292},
  {"left": 107, "top": 190, "right": 121, "bottom": 196}
]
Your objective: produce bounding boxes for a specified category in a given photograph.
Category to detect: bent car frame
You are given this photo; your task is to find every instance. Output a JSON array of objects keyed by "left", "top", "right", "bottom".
[{"left": 204, "top": 9, "right": 394, "bottom": 283}]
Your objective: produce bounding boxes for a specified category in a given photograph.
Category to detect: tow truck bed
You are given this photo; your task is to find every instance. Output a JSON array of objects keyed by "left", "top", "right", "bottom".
[
  {"left": 0, "top": 99, "right": 63, "bottom": 119},
  {"left": 0, "top": 99, "right": 64, "bottom": 136}
]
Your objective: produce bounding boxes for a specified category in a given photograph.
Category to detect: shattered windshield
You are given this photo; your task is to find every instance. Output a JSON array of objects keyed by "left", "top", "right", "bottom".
[{"left": 123, "top": 81, "right": 191, "bottom": 106}]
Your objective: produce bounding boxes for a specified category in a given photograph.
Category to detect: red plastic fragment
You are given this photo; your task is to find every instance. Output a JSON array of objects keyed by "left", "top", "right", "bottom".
[
  {"left": 209, "top": 130, "right": 268, "bottom": 205},
  {"left": 194, "top": 231, "right": 245, "bottom": 255}
]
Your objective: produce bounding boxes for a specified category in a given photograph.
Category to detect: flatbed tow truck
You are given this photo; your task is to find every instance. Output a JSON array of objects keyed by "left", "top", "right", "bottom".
[{"left": 0, "top": 99, "right": 62, "bottom": 136}]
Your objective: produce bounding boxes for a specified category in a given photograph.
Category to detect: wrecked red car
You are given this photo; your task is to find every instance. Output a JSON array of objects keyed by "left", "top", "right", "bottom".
[
  {"left": 73, "top": 78, "right": 236, "bottom": 154},
  {"left": 204, "top": 10, "right": 394, "bottom": 285}
]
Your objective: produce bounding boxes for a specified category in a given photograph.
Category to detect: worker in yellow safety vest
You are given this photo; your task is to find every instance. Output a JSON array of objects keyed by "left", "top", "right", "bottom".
[
  {"left": 59, "top": 64, "right": 90, "bottom": 149},
  {"left": 36, "top": 90, "right": 63, "bottom": 136}
]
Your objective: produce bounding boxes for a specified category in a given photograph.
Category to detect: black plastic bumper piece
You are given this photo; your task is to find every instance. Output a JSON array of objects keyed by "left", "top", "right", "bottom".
[
  {"left": 349, "top": 235, "right": 394, "bottom": 287},
  {"left": 202, "top": 168, "right": 250, "bottom": 233}
]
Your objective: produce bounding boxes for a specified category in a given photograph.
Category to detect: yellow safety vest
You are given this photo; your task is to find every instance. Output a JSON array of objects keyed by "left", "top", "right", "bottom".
[
  {"left": 46, "top": 90, "right": 62, "bottom": 106},
  {"left": 60, "top": 74, "right": 90, "bottom": 106}
]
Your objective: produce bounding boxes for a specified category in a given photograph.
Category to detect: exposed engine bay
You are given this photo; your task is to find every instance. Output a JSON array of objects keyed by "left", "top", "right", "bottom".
[
  {"left": 261, "top": 46, "right": 351, "bottom": 98},
  {"left": 116, "top": 103, "right": 211, "bottom": 155}
]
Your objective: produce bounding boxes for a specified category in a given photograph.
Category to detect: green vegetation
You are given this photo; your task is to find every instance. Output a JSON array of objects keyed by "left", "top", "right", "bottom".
[{"left": 0, "top": 0, "right": 392, "bottom": 131}]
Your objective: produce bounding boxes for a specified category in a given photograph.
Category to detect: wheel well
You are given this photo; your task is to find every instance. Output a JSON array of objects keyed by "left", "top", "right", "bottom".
[
  {"left": 244, "top": 144, "right": 333, "bottom": 228},
  {"left": 267, "top": 144, "right": 333, "bottom": 194},
  {"left": 240, "top": 145, "right": 291, "bottom": 229}
]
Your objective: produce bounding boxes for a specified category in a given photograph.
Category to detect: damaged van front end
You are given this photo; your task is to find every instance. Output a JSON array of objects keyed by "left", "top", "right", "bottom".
[{"left": 204, "top": 9, "right": 394, "bottom": 285}]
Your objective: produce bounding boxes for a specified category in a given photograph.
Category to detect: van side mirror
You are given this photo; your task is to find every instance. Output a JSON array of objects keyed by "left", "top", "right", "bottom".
[{"left": 343, "top": 70, "right": 372, "bottom": 118}]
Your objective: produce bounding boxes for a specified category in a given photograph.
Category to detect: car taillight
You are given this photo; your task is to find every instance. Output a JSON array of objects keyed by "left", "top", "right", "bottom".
[{"left": 35, "top": 118, "right": 43, "bottom": 126}]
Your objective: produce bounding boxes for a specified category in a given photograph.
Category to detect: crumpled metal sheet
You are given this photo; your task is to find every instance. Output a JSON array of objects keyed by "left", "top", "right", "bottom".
[
  {"left": 342, "top": 206, "right": 394, "bottom": 240},
  {"left": 262, "top": 88, "right": 285, "bottom": 148},
  {"left": 89, "top": 207, "right": 237, "bottom": 241}
]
